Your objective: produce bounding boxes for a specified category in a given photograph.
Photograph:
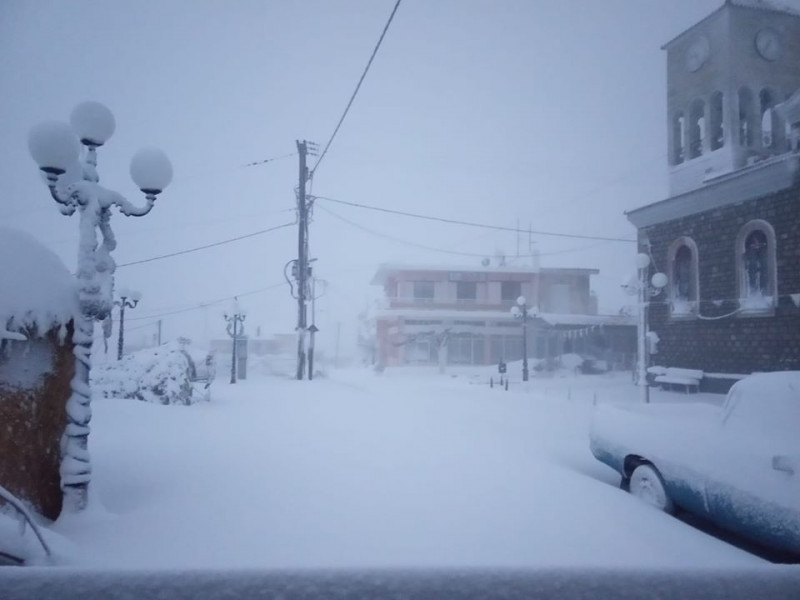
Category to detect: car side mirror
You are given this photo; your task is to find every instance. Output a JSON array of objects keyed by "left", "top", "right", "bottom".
[{"left": 772, "top": 455, "right": 796, "bottom": 475}]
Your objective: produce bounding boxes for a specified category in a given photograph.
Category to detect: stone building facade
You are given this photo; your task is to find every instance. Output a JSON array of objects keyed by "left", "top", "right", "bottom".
[{"left": 627, "top": 0, "right": 800, "bottom": 392}]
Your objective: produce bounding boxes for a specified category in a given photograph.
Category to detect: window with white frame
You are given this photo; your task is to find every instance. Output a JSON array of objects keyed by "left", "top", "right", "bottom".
[{"left": 736, "top": 220, "right": 777, "bottom": 314}]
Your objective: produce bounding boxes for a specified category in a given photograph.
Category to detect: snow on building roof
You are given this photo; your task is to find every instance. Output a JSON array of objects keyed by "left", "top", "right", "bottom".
[
  {"left": 375, "top": 307, "right": 634, "bottom": 327},
  {"left": 0, "top": 227, "right": 78, "bottom": 339},
  {"left": 729, "top": 0, "right": 800, "bottom": 17},
  {"left": 626, "top": 152, "right": 799, "bottom": 228},
  {"left": 661, "top": 0, "right": 800, "bottom": 50},
  {"left": 371, "top": 263, "right": 599, "bottom": 285}
]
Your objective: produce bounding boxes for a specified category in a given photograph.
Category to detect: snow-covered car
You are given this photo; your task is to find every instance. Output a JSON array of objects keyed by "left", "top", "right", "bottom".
[{"left": 589, "top": 372, "right": 800, "bottom": 556}]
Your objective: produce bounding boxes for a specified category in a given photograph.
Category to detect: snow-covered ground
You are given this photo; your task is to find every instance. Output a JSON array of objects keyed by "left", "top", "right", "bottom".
[{"left": 26, "top": 368, "right": 766, "bottom": 569}]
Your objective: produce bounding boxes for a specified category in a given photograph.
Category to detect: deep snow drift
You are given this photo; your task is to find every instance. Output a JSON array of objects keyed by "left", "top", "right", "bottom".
[{"left": 13, "top": 368, "right": 764, "bottom": 570}]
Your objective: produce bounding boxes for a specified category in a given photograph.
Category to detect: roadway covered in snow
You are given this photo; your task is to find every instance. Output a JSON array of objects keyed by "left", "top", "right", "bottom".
[{"left": 17, "top": 368, "right": 764, "bottom": 570}]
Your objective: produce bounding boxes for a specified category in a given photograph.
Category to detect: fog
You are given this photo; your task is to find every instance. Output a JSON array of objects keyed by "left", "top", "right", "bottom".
[{"left": 1, "top": 0, "right": 725, "bottom": 359}]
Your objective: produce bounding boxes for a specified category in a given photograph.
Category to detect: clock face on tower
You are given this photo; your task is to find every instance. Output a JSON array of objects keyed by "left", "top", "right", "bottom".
[
  {"left": 685, "top": 36, "right": 710, "bottom": 72},
  {"left": 755, "top": 28, "right": 783, "bottom": 61}
]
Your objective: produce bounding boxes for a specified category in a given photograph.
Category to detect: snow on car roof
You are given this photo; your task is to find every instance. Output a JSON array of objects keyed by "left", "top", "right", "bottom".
[{"left": 0, "top": 227, "right": 78, "bottom": 338}]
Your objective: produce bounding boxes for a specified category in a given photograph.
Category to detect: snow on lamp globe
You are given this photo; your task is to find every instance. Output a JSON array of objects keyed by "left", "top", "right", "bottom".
[
  {"left": 130, "top": 147, "right": 173, "bottom": 195},
  {"left": 70, "top": 101, "right": 116, "bottom": 147},
  {"left": 27, "top": 121, "right": 80, "bottom": 176}
]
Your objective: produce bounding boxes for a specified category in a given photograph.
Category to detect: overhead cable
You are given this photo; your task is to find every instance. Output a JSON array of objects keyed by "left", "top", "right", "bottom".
[
  {"left": 310, "top": 0, "right": 403, "bottom": 177},
  {"left": 117, "top": 222, "right": 295, "bottom": 268},
  {"left": 313, "top": 195, "right": 636, "bottom": 243}
]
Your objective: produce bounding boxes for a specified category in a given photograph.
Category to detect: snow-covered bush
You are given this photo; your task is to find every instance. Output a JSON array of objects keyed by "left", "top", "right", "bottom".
[{"left": 92, "top": 343, "right": 213, "bottom": 405}]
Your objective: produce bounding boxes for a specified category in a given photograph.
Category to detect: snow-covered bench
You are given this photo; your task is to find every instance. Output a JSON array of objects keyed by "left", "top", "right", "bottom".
[{"left": 654, "top": 367, "right": 703, "bottom": 393}]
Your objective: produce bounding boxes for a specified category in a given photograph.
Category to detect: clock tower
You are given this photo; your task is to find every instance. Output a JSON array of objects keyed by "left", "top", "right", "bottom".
[{"left": 664, "top": 0, "right": 800, "bottom": 195}]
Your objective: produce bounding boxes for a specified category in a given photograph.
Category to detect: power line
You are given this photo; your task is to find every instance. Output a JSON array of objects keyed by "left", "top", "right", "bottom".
[
  {"left": 116, "top": 222, "right": 295, "bottom": 268},
  {"left": 242, "top": 152, "right": 297, "bottom": 168},
  {"left": 313, "top": 195, "right": 636, "bottom": 243},
  {"left": 319, "top": 204, "right": 611, "bottom": 257},
  {"left": 310, "top": 0, "right": 403, "bottom": 178},
  {"left": 124, "top": 282, "right": 288, "bottom": 322}
]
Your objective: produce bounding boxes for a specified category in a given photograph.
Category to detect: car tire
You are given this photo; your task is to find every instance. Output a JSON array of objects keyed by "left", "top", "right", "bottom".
[{"left": 629, "top": 464, "right": 675, "bottom": 514}]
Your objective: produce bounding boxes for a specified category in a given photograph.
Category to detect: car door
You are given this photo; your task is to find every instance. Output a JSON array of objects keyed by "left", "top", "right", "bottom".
[{"left": 704, "top": 377, "right": 800, "bottom": 554}]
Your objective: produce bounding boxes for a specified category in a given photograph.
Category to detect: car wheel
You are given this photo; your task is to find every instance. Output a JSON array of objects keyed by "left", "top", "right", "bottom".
[{"left": 629, "top": 464, "right": 675, "bottom": 514}]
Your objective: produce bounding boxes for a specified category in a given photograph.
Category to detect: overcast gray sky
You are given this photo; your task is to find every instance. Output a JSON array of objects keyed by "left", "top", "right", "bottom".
[{"left": 1, "top": 0, "right": 748, "bottom": 356}]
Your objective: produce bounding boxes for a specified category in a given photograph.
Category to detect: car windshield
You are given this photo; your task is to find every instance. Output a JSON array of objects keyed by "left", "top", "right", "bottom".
[{"left": 1, "top": 0, "right": 799, "bottom": 597}]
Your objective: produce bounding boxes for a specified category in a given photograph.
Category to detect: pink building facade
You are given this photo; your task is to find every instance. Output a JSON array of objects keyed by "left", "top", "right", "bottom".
[{"left": 371, "top": 263, "right": 635, "bottom": 368}]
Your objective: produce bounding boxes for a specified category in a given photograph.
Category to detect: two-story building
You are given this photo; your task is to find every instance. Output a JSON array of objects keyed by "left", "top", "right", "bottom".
[{"left": 371, "top": 262, "right": 635, "bottom": 368}]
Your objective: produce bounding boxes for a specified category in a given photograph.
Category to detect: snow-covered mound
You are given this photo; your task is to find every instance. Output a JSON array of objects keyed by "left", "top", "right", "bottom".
[
  {"left": 92, "top": 343, "right": 212, "bottom": 405},
  {"left": 0, "top": 227, "right": 77, "bottom": 340}
]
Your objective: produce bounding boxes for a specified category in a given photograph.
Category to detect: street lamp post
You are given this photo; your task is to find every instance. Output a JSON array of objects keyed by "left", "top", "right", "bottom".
[
  {"left": 225, "top": 299, "right": 246, "bottom": 384},
  {"left": 624, "top": 253, "right": 668, "bottom": 403},
  {"left": 28, "top": 101, "right": 172, "bottom": 513},
  {"left": 511, "top": 295, "right": 535, "bottom": 382},
  {"left": 114, "top": 288, "right": 141, "bottom": 360}
]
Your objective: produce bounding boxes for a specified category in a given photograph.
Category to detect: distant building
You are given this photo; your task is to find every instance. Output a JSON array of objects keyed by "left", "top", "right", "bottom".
[
  {"left": 371, "top": 262, "right": 635, "bottom": 368},
  {"left": 627, "top": 0, "right": 800, "bottom": 391}
]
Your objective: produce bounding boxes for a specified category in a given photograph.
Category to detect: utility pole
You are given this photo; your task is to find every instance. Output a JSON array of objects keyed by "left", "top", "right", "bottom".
[
  {"left": 294, "top": 139, "right": 318, "bottom": 380},
  {"left": 308, "top": 277, "right": 319, "bottom": 380},
  {"left": 295, "top": 140, "right": 309, "bottom": 380}
]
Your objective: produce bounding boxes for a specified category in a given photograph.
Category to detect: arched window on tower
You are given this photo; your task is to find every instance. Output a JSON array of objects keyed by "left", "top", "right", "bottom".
[
  {"left": 736, "top": 220, "right": 777, "bottom": 314},
  {"left": 710, "top": 91, "right": 724, "bottom": 151},
  {"left": 689, "top": 99, "right": 705, "bottom": 158},
  {"left": 672, "top": 111, "right": 685, "bottom": 165},
  {"left": 761, "top": 88, "right": 776, "bottom": 148},
  {"left": 667, "top": 237, "right": 699, "bottom": 318},
  {"left": 739, "top": 87, "right": 754, "bottom": 147}
]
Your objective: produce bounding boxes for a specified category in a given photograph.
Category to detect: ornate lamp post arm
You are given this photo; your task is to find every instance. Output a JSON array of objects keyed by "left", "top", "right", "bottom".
[{"left": 28, "top": 102, "right": 171, "bottom": 514}]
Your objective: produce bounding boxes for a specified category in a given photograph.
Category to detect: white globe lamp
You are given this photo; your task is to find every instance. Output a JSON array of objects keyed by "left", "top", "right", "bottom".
[
  {"left": 130, "top": 148, "right": 173, "bottom": 195},
  {"left": 28, "top": 121, "right": 80, "bottom": 175},
  {"left": 70, "top": 101, "right": 116, "bottom": 147}
]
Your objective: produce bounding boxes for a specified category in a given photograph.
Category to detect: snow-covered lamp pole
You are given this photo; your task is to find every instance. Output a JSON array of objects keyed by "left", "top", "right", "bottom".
[
  {"left": 625, "top": 253, "right": 667, "bottom": 404},
  {"left": 114, "top": 288, "right": 141, "bottom": 361},
  {"left": 28, "top": 101, "right": 172, "bottom": 513},
  {"left": 224, "top": 298, "right": 246, "bottom": 384},
  {"left": 511, "top": 296, "right": 535, "bottom": 382}
]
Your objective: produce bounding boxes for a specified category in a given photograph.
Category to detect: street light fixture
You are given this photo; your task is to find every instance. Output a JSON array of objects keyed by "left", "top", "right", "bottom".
[
  {"left": 114, "top": 288, "right": 142, "bottom": 361},
  {"left": 623, "top": 253, "right": 668, "bottom": 403},
  {"left": 510, "top": 295, "right": 535, "bottom": 382},
  {"left": 224, "top": 298, "right": 246, "bottom": 384},
  {"left": 28, "top": 101, "right": 172, "bottom": 513}
]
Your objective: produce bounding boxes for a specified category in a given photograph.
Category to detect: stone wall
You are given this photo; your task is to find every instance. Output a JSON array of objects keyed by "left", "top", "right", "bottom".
[{"left": 644, "top": 182, "right": 800, "bottom": 389}]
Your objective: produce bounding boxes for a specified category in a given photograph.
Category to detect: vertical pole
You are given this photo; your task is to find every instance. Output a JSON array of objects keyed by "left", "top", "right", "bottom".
[
  {"left": 308, "top": 278, "right": 316, "bottom": 380},
  {"left": 230, "top": 317, "right": 238, "bottom": 385},
  {"left": 522, "top": 307, "right": 529, "bottom": 382},
  {"left": 637, "top": 267, "right": 650, "bottom": 403},
  {"left": 157, "top": 319, "right": 162, "bottom": 345},
  {"left": 296, "top": 140, "right": 308, "bottom": 380},
  {"left": 117, "top": 302, "right": 126, "bottom": 361}
]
